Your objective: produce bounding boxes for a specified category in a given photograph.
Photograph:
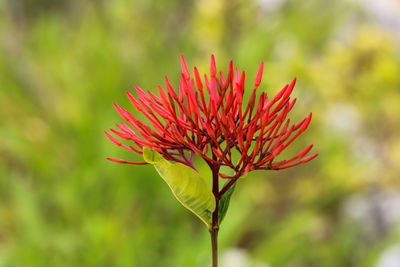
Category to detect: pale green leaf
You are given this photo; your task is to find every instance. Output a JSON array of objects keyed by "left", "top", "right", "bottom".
[{"left": 143, "top": 147, "right": 216, "bottom": 228}]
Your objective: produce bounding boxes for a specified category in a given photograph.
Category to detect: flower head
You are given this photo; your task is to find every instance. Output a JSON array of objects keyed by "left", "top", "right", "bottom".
[{"left": 106, "top": 55, "right": 317, "bottom": 178}]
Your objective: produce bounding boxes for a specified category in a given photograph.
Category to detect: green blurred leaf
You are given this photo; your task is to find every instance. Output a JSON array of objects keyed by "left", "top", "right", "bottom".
[
  {"left": 218, "top": 182, "right": 236, "bottom": 224},
  {"left": 143, "top": 147, "right": 216, "bottom": 229}
]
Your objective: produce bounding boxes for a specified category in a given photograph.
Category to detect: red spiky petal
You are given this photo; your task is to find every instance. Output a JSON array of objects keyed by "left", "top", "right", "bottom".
[{"left": 106, "top": 55, "right": 317, "bottom": 174}]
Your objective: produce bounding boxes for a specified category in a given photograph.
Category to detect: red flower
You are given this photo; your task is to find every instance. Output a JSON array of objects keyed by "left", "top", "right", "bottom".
[{"left": 106, "top": 55, "right": 317, "bottom": 178}]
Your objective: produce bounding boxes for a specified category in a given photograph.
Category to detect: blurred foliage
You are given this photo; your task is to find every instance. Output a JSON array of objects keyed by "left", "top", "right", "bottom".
[{"left": 1, "top": 0, "right": 400, "bottom": 266}]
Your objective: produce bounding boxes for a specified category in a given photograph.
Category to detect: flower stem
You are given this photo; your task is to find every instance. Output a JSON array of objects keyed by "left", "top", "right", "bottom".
[
  {"left": 210, "top": 227, "right": 219, "bottom": 267},
  {"left": 210, "top": 165, "right": 220, "bottom": 267}
]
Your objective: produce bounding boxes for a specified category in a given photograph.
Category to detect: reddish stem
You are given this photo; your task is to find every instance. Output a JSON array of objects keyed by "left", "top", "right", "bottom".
[{"left": 210, "top": 164, "right": 220, "bottom": 267}]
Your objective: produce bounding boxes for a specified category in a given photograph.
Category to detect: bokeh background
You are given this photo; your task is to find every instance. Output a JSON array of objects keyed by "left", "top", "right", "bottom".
[{"left": 1, "top": 0, "right": 400, "bottom": 266}]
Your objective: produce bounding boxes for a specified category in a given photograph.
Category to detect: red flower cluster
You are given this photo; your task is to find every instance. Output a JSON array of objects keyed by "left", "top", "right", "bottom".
[{"left": 106, "top": 55, "right": 317, "bottom": 178}]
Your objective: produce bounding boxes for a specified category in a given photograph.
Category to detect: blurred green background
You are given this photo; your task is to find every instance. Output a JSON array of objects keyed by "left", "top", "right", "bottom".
[{"left": 1, "top": 0, "right": 400, "bottom": 266}]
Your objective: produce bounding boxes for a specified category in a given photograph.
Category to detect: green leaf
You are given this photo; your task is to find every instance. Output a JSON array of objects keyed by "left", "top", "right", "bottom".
[
  {"left": 143, "top": 147, "right": 216, "bottom": 229},
  {"left": 218, "top": 182, "right": 236, "bottom": 224}
]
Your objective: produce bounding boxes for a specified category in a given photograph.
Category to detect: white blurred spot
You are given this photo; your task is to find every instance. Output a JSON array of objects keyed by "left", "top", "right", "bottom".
[
  {"left": 324, "top": 103, "right": 360, "bottom": 135},
  {"left": 352, "top": 135, "right": 381, "bottom": 164},
  {"left": 221, "top": 248, "right": 248, "bottom": 267},
  {"left": 258, "top": 0, "right": 285, "bottom": 13},
  {"left": 342, "top": 192, "right": 400, "bottom": 240},
  {"left": 350, "top": 0, "right": 400, "bottom": 33},
  {"left": 221, "top": 248, "right": 270, "bottom": 267},
  {"left": 324, "top": 102, "right": 383, "bottom": 165},
  {"left": 376, "top": 244, "right": 400, "bottom": 267}
]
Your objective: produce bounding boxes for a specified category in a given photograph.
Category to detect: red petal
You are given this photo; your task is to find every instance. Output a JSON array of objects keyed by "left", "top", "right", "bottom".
[
  {"left": 210, "top": 54, "right": 216, "bottom": 77},
  {"left": 180, "top": 54, "right": 190, "bottom": 80},
  {"left": 255, "top": 61, "right": 264, "bottom": 87}
]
